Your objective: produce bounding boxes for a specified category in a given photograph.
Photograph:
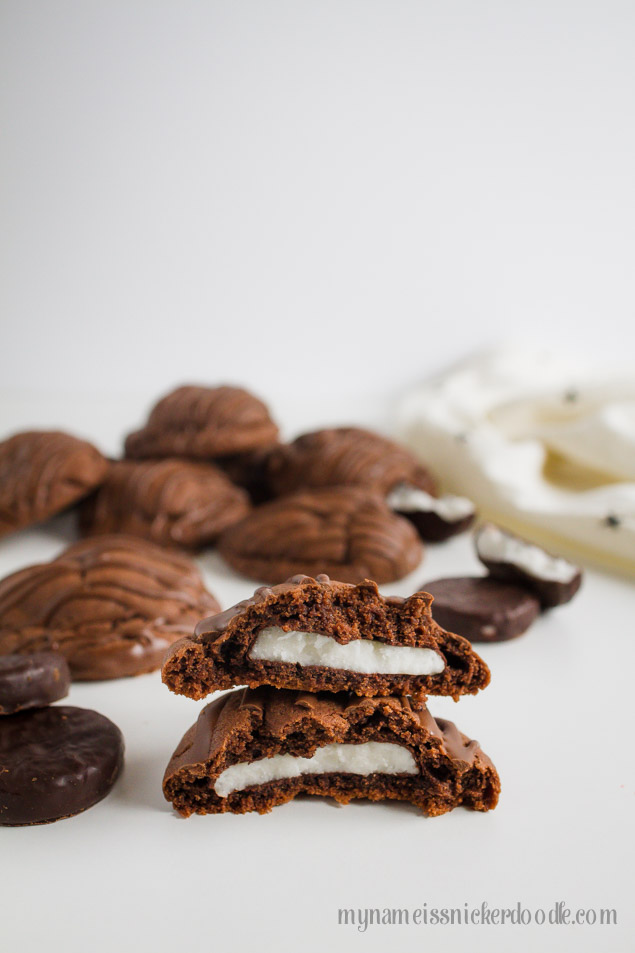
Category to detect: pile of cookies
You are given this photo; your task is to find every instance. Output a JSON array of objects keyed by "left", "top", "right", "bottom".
[
  {"left": 0, "top": 381, "right": 582, "bottom": 822},
  {"left": 161, "top": 574, "right": 501, "bottom": 817},
  {"left": 0, "top": 382, "right": 478, "bottom": 684}
]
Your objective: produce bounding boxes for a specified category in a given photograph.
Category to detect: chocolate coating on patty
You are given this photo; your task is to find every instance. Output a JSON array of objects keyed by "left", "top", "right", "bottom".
[
  {"left": 0, "top": 706, "right": 124, "bottom": 825},
  {"left": 266, "top": 427, "right": 437, "bottom": 498},
  {"left": 162, "top": 574, "right": 490, "bottom": 700},
  {"left": 217, "top": 486, "right": 424, "bottom": 585},
  {"left": 0, "top": 430, "right": 108, "bottom": 537},
  {"left": 163, "top": 687, "right": 500, "bottom": 817},
  {"left": 0, "top": 652, "right": 70, "bottom": 715},
  {"left": 0, "top": 535, "right": 220, "bottom": 680},
  {"left": 423, "top": 576, "right": 541, "bottom": 643},
  {"left": 80, "top": 458, "right": 250, "bottom": 549},
  {"left": 124, "top": 385, "right": 279, "bottom": 460}
]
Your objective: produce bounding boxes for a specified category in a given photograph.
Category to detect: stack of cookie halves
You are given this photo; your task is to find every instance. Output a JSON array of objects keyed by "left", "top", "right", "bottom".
[{"left": 161, "top": 574, "right": 500, "bottom": 817}]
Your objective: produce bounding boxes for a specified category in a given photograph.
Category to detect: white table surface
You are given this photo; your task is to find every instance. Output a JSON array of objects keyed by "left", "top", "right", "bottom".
[{"left": 0, "top": 393, "right": 633, "bottom": 953}]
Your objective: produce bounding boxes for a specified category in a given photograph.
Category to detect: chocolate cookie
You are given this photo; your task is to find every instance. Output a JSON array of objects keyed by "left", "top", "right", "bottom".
[
  {"left": 0, "top": 652, "right": 70, "bottom": 715},
  {"left": 0, "top": 430, "right": 108, "bottom": 537},
  {"left": 267, "top": 427, "right": 437, "bottom": 498},
  {"left": 217, "top": 486, "right": 424, "bottom": 585},
  {"left": 163, "top": 687, "right": 500, "bottom": 817},
  {"left": 475, "top": 522, "right": 583, "bottom": 608},
  {"left": 162, "top": 574, "right": 490, "bottom": 700},
  {"left": 423, "top": 576, "right": 541, "bottom": 642},
  {"left": 0, "top": 706, "right": 124, "bottom": 825},
  {"left": 124, "top": 385, "right": 279, "bottom": 460},
  {"left": 215, "top": 445, "right": 279, "bottom": 503},
  {"left": 0, "top": 535, "right": 220, "bottom": 680},
  {"left": 80, "top": 459, "right": 250, "bottom": 549}
]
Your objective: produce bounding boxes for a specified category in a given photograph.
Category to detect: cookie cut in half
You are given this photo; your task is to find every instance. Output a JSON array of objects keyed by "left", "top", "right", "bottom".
[
  {"left": 162, "top": 574, "right": 490, "bottom": 701},
  {"left": 163, "top": 687, "right": 500, "bottom": 817}
]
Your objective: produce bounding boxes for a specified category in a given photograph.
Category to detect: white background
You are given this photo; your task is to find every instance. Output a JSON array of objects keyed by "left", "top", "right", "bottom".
[{"left": 1, "top": 3, "right": 634, "bottom": 953}]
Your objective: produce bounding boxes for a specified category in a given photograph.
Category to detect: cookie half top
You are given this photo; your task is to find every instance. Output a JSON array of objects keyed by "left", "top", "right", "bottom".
[
  {"left": 0, "top": 430, "right": 108, "bottom": 537},
  {"left": 162, "top": 574, "right": 490, "bottom": 700},
  {"left": 163, "top": 687, "right": 500, "bottom": 817},
  {"left": 80, "top": 458, "right": 250, "bottom": 549},
  {"left": 0, "top": 535, "right": 220, "bottom": 680},
  {"left": 267, "top": 427, "right": 437, "bottom": 498},
  {"left": 217, "top": 486, "right": 424, "bottom": 584},
  {"left": 124, "top": 385, "right": 279, "bottom": 460}
]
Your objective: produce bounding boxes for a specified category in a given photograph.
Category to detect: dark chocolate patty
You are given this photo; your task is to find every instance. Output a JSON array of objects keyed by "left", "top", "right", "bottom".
[
  {"left": 0, "top": 652, "right": 70, "bottom": 715},
  {"left": 423, "top": 576, "right": 541, "bottom": 642},
  {"left": 0, "top": 706, "right": 124, "bottom": 825}
]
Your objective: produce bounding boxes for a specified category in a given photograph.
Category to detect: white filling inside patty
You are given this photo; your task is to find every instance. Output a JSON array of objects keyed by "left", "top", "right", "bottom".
[
  {"left": 477, "top": 523, "right": 579, "bottom": 583},
  {"left": 214, "top": 741, "right": 418, "bottom": 797},
  {"left": 386, "top": 483, "right": 476, "bottom": 520},
  {"left": 249, "top": 627, "right": 445, "bottom": 675}
]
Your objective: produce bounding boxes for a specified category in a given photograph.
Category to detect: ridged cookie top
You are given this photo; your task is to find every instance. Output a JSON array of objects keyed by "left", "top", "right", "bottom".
[
  {"left": 0, "top": 535, "right": 220, "bottom": 680},
  {"left": 217, "top": 486, "right": 423, "bottom": 585},
  {"left": 81, "top": 458, "right": 250, "bottom": 549},
  {"left": 0, "top": 431, "right": 108, "bottom": 537},
  {"left": 124, "top": 385, "right": 279, "bottom": 459},
  {"left": 267, "top": 427, "right": 437, "bottom": 497},
  {"left": 195, "top": 573, "right": 427, "bottom": 640},
  {"left": 169, "top": 687, "right": 489, "bottom": 773}
]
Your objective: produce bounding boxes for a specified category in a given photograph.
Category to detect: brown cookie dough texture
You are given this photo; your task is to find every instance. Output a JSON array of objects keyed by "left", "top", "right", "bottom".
[
  {"left": 266, "top": 427, "right": 437, "bottom": 497},
  {"left": 81, "top": 458, "right": 250, "bottom": 549},
  {"left": 0, "top": 535, "right": 220, "bottom": 680},
  {"left": 162, "top": 574, "right": 490, "bottom": 700},
  {"left": 217, "top": 486, "right": 424, "bottom": 585},
  {"left": 163, "top": 687, "right": 500, "bottom": 817},
  {"left": 124, "top": 385, "right": 279, "bottom": 460},
  {"left": 0, "top": 430, "right": 108, "bottom": 537}
]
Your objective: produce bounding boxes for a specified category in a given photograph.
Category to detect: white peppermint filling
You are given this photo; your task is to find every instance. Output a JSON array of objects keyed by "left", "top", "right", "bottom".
[
  {"left": 249, "top": 627, "right": 445, "bottom": 675},
  {"left": 214, "top": 741, "right": 418, "bottom": 797},
  {"left": 477, "top": 523, "right": 578, "bottom": 583},
  {"left": 386, "top": 483, "right": 475, "bottom": 520}
]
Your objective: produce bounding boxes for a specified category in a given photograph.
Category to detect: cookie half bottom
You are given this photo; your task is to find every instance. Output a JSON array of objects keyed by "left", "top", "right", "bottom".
[{"left": 163, "top": 688, "right": 499, "bottom": 817}]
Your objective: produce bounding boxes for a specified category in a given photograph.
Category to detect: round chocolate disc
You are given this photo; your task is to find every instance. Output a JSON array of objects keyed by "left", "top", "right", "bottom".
[
  {"left": 422, "top": 576, "right": 541, "bottom": 642},
  {"left": 0, "top": 652, "right": 70, "bottom": 716},
  {"left": 0, "top": 706, "right": 124, "bottom": 825}
]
